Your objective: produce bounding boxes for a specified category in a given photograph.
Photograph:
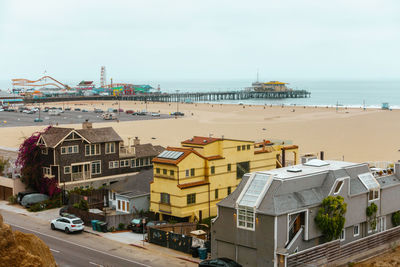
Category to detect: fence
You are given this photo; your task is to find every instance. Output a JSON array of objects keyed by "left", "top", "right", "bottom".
[
  {"left": 287, "top": 226, "right": 400, "bottom": 266},
  {"left": 68, "top": 188, "right": 108, "bottom": 210},
  {"left": 148, "top": 227, "right": 193, "bottom": 254}
]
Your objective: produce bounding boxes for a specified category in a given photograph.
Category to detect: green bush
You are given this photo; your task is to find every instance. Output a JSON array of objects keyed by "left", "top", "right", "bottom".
[
  {"left": 366, "top": 203, "right": 378, "bottom": 231},
  {"left": 28, "top": 203, "right": 45, "bottom": 212},
  {"left": 118, "top": 223, "right": 125, "bottom": 230},
  {"left": 392, "top": 211, "right": 400, "bottom": 227},
  {"left": 108, "top": 226, "right": 115, "bottom": 232},
  {"left": 315, "top": 196, "right": 347, "bottom": 241},
  {"left": 8, "top": 195, "right": 18, "bottom": 204}
]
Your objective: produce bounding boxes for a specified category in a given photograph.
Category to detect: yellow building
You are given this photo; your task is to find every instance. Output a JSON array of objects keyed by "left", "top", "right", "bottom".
[{"left": 150, "top": 136, "right": 298, "bottom": 222}]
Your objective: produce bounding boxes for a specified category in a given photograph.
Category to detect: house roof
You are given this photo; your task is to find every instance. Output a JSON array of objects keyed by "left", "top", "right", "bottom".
[
  {"left": 152, "top": 147, "right": 205, "bottom": 165},
  {"left": 40, "top": 127, "right": 74, "bottom": 147},
  {"left": 133, "top": 144, "right": 165, "bottom": 158},
  {"left": 75, "top": 127, "right": 123, "bottom": 143},
  {"left": 39, "top": 126, "right": 123, "bottom": 148},
  {"left": 181, "top": 136, "right": 221, "bottom": 145},
  {"left": 218, "top": 160, "right": 383, "bottom": 216},
  {"left": 109, "top": 169, "right": 153, "bottom": 197}
]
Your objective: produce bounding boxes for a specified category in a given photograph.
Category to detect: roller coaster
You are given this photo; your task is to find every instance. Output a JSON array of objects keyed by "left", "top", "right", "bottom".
[{"left": 12, "top": 76, "right": 70, "bottom": 89}]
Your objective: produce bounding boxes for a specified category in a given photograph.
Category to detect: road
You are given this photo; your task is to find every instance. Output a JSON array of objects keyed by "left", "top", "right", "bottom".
[{"left": 1, "top": 210, "right": 195, "bottom": 267}]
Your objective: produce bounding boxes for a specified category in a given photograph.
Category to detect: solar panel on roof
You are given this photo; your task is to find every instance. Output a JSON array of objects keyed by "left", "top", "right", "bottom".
[
  {"left": 238, "top": 173, "right": 271, "bottom": 207},
  {"left": 358, "top": 173, "right": 380, "bottom": 190},
  {"left": 158, "top": 150, "right": 184, "bottom": 160}
]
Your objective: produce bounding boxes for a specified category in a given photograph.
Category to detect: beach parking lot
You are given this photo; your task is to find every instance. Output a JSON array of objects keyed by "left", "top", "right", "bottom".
[{"left": 0, "top": 108, "right": 171, "bottom": 127}]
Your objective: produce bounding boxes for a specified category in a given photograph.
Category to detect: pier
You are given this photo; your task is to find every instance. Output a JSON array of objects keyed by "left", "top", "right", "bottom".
[{"left": 24, "top": 89, "right": 311, "bottom": 104}]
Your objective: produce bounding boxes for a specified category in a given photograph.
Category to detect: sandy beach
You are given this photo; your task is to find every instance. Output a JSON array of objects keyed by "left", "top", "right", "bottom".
[{"left": 1, "top": 100, "right": 400, "bottom": 163}]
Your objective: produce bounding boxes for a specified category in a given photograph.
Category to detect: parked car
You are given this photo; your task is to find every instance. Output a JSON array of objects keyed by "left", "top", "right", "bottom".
[
  {"left": 151, "top": 113, "right": 161, "bottom": 117},
  {"left": 74, "top": 108, "right": 81, "bottom": 111},
  {"left": 34, "top": 118, "right": 43, "bottom": 122},
  {"left": 137, "top": 111, "right": 147, "bottom": 116},
  {"left": 21, "top": 193, "right": 49, "bottom": 208},
  {"left": 199, "top": 258, "right": 242, "bottom": 267},
  {"left": 145, "top": 220, "right": 167, "bottom": 232},
  {"left": 49, "top": 109, "right": 61, "bottom": 116},
  {"left": 130, "top": 217, "right": 148, "bottom": 233},
  {"left": 94, "top": 108, "right": 104, "bottom": 113},
  {"left": 171, "top": 111, "right": 184, "bottom": 116},
  {"left": 50, "top": 215, "right": 84, "bottom": 234},
  {"left": 118, "top": 108, "right": 124, "bottom": 112},
  {"left": 59, "top": 206, "right": 68, "bottom": 216},
  {"left": 64, "top": 107, "right": 71, "bottom": 111},
  {"left": 82, "top": 109, "right": 88, "bottom": 112},
  {"left": 102, "top": 113, "right": 117, "bottom": 120},
  {"left": 17, "top": 190, "right": 38, "bottom": 204},
  {"left": 125, "top": 110, "right": 134, "bottom": 114}
]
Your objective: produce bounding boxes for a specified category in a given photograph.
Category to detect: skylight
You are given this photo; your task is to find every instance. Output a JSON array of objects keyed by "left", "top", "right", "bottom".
[
  {"left": 157, "top": 150, "right": 184, "bottom": 160},
  {"left": 238, "top": 173, "right": 272, "bottom": 207},
  {"left": 358, "top": 173, "right": 380, "bottom": 190}
]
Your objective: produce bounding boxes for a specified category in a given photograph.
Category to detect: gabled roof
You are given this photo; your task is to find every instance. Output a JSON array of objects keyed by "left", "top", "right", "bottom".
[
  {"left": 75, "top": 127, "right": 123, "bottom": 143},
  {"left": 152, "top": 146, "right": 205, "bottom": 165},
  {"left": 182, "top": 136, "right": 221, "bottom": 146},
  {"left": 39, "top": 127, "right": 74, "bottom": 148},
  {"left": 133, "top": 144, "right": 165, "bottom": 158}
]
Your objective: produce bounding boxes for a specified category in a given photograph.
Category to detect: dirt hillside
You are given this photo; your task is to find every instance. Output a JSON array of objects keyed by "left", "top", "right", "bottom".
[{"left": 0, "top": 213, "right": 57, "bottom": 267}]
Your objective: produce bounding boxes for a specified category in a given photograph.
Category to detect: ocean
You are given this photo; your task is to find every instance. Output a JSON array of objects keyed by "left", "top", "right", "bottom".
[{"left": 1, "top": 79, "right": 400, "bottom": 109}]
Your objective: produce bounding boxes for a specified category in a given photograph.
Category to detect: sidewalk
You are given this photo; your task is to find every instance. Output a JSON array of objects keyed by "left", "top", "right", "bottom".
[{"left": 0, "top": 201, "right": 202, "bottom": 264}]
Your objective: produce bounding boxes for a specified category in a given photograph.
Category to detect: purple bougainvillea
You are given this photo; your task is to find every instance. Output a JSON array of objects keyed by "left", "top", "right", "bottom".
[{"left": 16, "top": 126, "right": 61, "bottom": 197}]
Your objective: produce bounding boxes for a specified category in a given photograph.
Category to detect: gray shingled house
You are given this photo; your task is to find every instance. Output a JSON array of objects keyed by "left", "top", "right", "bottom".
[
  {"left": 211, "top": 159, "right": 400, "bottom": 266},
  {"left": 108, "top": 169, "right": 153, "bottom": 214},
  {"left": 37, "top": 121, "right": 164, "bottom": 189}
]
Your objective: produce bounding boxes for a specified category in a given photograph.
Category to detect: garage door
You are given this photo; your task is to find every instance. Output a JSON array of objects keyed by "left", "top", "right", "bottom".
[{"left": 0, "top": 186, "right": 13, "bottom": 200}]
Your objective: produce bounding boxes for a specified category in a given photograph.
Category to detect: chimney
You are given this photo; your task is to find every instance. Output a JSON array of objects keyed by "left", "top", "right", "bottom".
[
  {"left": 134, "top": 137, "right": 140, "bottom": 145},
  {"left": 320, "top": 151, "right": 324, "bottom": 160},
  {"left": 82, "top": 119, "right": 92, "bottom": 129},
  {"left": 395, "top": 161, "right": 400, "bottom": 175}
]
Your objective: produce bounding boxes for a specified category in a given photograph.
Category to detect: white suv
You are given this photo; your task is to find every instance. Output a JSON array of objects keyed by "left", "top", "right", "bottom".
[{"left": 51, "top": 215, "right": 84, "bottom": 234}]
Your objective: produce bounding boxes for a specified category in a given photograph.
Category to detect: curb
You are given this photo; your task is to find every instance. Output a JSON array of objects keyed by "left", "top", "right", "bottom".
[
  {"left": 83, "top": 229, "right": 102, "bottom": 237},
  {"left": 176, "top": 256, "right": 201, "bottom": 264}
]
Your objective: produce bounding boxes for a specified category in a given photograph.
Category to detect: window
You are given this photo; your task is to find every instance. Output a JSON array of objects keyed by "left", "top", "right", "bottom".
[
  {"left": 105, "top": 142, "right": 116, "bottom": 154},
  {"left": 136, "top": 159, "right": 140, "bottom": 167},
  {"left": 185, "top": 170, "right": 190, "bottom": 177},
  {"left": 228, "top": 186, "right": 231, "bottom": 195},
  {"left": 126, "top": 202, "right": 129, "bottom": 212},
  {"left": 247, "top": 144, "right": 251, "bottom": 150},
  {"left": 227, "top": 164, "right": 231, "bottom": 172},
  {"left": 120, "top": 159, "right": 129, "bottom": 167},
  {"left": 61, "top": 145, "right": 79, "bottom": 154},
  {"left": 368, "top": 220, "right": 378, "bottom": 233},
  {"left": 237, "top": 161, "right": 250, "bottom": 179},
  {"left": 41, "top": 148, "right": 48, "bottom": 155},
  {"left": 85, "top": 144, "right": 100, "bottom": 156},
  {"left": 122, "top": 201, "right": 125, "bottom": 211},
  {"left": 117, "top": 200, "right": 121, "bottom": 210},
  {"left": 237, "top": 146, "right": 241, "bottom": 151},
  {"left": 113, "top": 193, "right": 116, "bottom": 200},
  {"left": 131, "top": 159, "right": 136, "bottom": 167},
  {"left": 241, "top": 145, "right": 245, "bottom": 150},
  {"left": 340, "top": 229, "right": 345, "bottom": 241},
  {"left": 190, "top": 168, "right": 195, "bottom": 176},
  {"left": 237, "top": 206, "right": 255, "bottom": 230},
  {"left": 64, "top": 166, "right": 71, "bottom": 174},
  {"left": 140, "top": 158, "right": 144, "bottom": 166},
  {"left": 160, "top": 193, "right": 170, "bottom": 204},
  {"left": 109, "top": 161, "right": 119, "bottom": 169},
  {"left": 144, "top": 158, "right": 149, "bottom": 165},
  {"left": 353, "top": 224, "right": 360, "bottom": 237},
  {"left": 91, "top": 161, "right": 101, "bottom": 174},
  {"left": 333, "top": 180, "right": 344, "bottom": 195},
  {"left": 156, "top": 168, "right": 160, "bottom": 174},
  {"left": 163, "top": 169, "right": 167, "bottom": 175},
  {"left": 187, "top": 193, "right": 196, "bottom": 205},
  {"left": 43, "top": 167, "right": 51, "bottom": 175},
  {"left": 369, "top": 189, "right": 380, "bottom": 201},
  {"left": 210, "top": 166, "right": 215, "bottom": 174},
  {"left": 170, "top": 170, "right": 174, "bottom": 176},
  {"left": 215, "top": 189, "right": 219, "bottom": 199}
]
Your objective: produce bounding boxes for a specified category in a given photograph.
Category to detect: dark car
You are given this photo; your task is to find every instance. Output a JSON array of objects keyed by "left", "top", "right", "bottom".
[
  {"left": 130, "top": 218, "right": 148, "bottom": 233},
  {"left": 74, "top": 108, "right": 81, "bottom": 111},
  {"left": 137, "top": 111, "right": 147, "bottom": 116},
  {"left": 145, "top": 220, "right": 167, "bottom": 232},
  {"left": 171, "top": 111, "right": 184, "bottom": 116},
  {"left": 125, "top": 110, "right": 134, "bottom": 114},
  {"left": 199, "top": 258, "right": 242, "bottom": 267},
  {"left": 94, "top": 108, "right": 104, "bottom": 113},
  {"left": 64, "top": 107, "right": 71, "bottom": 111}
]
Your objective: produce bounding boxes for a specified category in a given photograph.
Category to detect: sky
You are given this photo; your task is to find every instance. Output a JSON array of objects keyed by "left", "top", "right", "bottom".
[{"left": 0, "top": 0, "right": 399, "bottom": 87}]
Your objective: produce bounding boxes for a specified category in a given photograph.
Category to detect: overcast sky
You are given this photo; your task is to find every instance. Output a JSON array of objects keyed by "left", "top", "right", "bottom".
[{"left": 0, "top": 0, "right": 399, "bottom": 86}]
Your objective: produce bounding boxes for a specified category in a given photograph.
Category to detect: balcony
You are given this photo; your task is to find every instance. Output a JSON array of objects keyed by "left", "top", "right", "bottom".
[
  {"left": 71, "top": 171, "right": 91, "bottom": 181},
  {"left": 159, "top": 203, "right": 171, "bottom": 214}
]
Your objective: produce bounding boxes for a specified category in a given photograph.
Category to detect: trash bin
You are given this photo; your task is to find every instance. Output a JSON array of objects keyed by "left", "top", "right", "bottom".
[
  {"left": 95, "top": 221, "right": 103, "bottom": 232},
  {"left": 198, "top": 247, "right": 207, "bottom": 260},
  {"left": 91, "top": 220, "right": 99, "bottom": 231},
  {"left": 204, "top": 240, "right": 211, "bottom": 253},
  {"left": 100, "top": 222, "right": 108, "bottom": 233},
  {"left": 191, "top": 246, "right": 200, "bottom": 258}
]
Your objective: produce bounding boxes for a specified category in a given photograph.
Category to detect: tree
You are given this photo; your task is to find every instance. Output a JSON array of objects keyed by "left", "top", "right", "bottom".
[
  {"left": 16, "top": 126, "right": 61, "bottom": 197},
  {"left": 315, "top": 196, "right": 347, "bottom": 241}
]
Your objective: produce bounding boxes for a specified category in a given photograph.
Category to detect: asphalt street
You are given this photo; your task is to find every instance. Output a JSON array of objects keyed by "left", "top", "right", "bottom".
[{"left": 1, "top": 210, "right": 195, "bottom": 267}]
